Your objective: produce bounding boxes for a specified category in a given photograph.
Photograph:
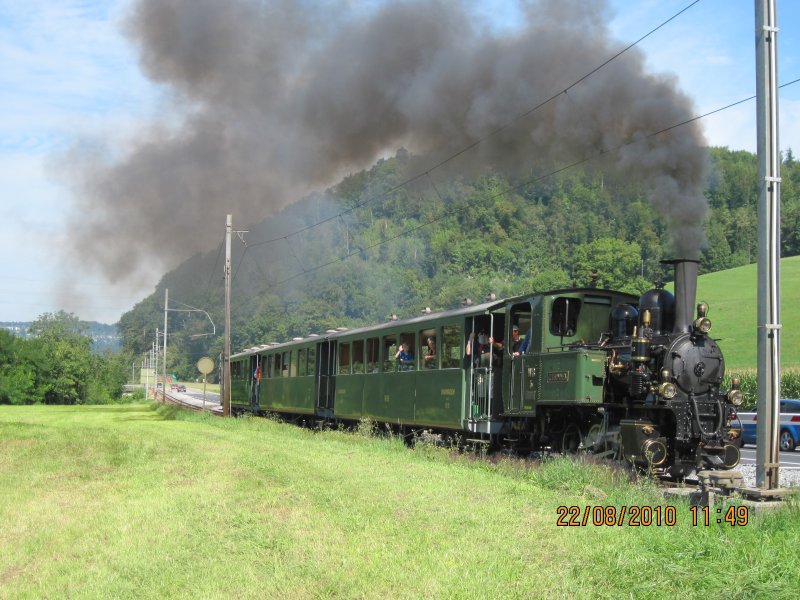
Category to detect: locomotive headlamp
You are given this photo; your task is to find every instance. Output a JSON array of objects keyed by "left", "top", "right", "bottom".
[
  {"left": 658, "top": 381, "right": 678, "bottom": 399},
  {"left": 731, "top": 377, "right": 741, "bottom": 389},
  {"left": 727, "top": 388, "right": 744, "bottom": 406},
  {"left": 694, "top": 316, "right": 712, "bottom": 334},
  {"left": 694, "top": 303, "right": 712, "bottom": 333}
]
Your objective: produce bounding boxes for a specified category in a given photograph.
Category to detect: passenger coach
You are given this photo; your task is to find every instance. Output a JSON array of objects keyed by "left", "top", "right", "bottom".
[{"left": 230, "top": 287, "right": 639, "bottom": 445}]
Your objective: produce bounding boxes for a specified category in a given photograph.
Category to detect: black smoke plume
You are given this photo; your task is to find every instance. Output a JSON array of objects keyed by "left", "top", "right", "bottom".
[{"left": 65, "top": 0, "right": 707, "bottom": 283}]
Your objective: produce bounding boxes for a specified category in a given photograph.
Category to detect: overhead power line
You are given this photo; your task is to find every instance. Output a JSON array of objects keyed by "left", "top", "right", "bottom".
[{"left": 260, "top": 78, "right": 800, "bottom": 290}]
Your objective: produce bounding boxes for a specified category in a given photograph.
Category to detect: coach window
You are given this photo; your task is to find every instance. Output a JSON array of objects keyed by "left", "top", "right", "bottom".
[
  {"left": 352, "top": 339, "right": 365, "bottom": 374},
  {"left": 274, "top": 353, "right": 282, "bottom": 378},
  {"left": 265, "top": 354, "right": 272, "bottom": 379},
  {"left": 339, "top": 342, "right": 351, "bottom": 375},
  {"left": 282, "top": 351, "right": 291, "bottom": 377},
  {"left": 298, "top": 348, "right": 307, "bottom": 377},
  {"left": 441, "top": 324, "right": 462, "bottom": 369},
  {"left": 307, "top": 347, "right": 317, "bottom": 377},
  {"left": 419, "top": 327, "right": 436, "bottom": 370},
  {"left": 382, "top": 334, "right": 397, "bottom": 372},
  {"left": 366, "top": 338, "right": 380, "bottom": 373},
  {"left": 396, "top": 332, "right": 415, "bottom": 371},
  {"left": 550, "top": 297, "right": 581, "bottom": 338}
]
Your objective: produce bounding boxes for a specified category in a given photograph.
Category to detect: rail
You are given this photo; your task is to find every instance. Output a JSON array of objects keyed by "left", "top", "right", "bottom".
[{"left": 156, "top": 388, "right": 223, "bottom": 415}]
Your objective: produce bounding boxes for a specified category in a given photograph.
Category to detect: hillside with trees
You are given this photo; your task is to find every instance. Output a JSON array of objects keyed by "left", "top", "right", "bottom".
[{"left": 117, "top": 147, "right": 800, "bottom": 381}]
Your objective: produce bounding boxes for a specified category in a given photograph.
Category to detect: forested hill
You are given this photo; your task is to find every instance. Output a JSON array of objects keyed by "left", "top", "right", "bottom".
[{"left": 118, "top": 147, "right": 800, "bottom": 380}]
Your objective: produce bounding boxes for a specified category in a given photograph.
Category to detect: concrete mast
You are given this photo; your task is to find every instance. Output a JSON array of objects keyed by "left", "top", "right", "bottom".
[{"left": 755, "top": 0, "right": 781, "bottom": 489}]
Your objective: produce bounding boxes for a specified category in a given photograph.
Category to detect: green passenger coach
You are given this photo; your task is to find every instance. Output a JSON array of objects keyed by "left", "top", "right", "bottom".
[{"left": 230, "top": 287, "right": 638, "bottom": 445}]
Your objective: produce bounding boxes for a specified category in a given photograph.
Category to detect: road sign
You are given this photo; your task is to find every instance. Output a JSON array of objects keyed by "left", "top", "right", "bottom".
[{"left": 196, "top": 356, "right": 214, "bottom": 375}]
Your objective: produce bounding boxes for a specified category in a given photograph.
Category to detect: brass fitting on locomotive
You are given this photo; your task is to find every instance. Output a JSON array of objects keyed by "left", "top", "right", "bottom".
[
  {"left": 694, "top": 302, "right": 712, "bottom": 335},
  {"left": 631, "top": 315, "right": 651, "bottom": 363},
  {"left": 657, "top": 368, "right": 677, "bottom": 400},
  {"left": 727, "top": 376, "right": 744, "bottom": 406}
]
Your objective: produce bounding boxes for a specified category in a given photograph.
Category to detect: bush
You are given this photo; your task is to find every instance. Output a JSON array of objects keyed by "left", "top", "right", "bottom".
[{"left": 723, "top": 369, "right": 800, "bottom": 409}]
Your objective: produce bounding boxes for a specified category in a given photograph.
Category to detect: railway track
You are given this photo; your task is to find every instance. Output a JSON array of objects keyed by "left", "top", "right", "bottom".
[{"left": 157, "top": 390, "right": 223, "bottom": 415}]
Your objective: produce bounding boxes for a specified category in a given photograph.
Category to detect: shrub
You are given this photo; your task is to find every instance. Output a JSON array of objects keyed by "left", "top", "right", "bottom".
[{"left": 723, "top": 368, "right": 800, "bottom": 409}]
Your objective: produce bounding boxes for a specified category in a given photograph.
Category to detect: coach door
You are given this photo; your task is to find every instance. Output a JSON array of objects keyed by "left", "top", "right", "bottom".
[
  {"left": 316, "top": 340, "right": 336, "bottom": 416},
  {"left": 466, "top": 312, "right": 502, "bottom": 420},
  {"left": 249, "top": 354, "right": 261, "bottom": 411},
  {"left": 508, "top": 299, "right": 538, "bottom": 414}
]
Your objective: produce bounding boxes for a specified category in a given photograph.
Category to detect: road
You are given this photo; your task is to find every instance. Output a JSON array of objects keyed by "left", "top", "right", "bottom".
[
  {"left": 738, "top": 445, "right": 800, "bottom": 468},
  {"left": 162, "top": 386, "right": 222, "bottom": 414}
]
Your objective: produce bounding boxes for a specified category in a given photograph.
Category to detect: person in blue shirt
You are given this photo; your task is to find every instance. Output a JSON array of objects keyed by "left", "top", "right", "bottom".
[
  {"left": 518, "top": 327, "right": 531, "bottom": 355},
  {"left": 395, "top": 342, "right": 414, "bottom": 369}
]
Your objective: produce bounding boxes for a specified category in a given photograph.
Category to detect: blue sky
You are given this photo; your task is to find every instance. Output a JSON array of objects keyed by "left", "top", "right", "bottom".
[{"left": 1, "top": 0, "right": 799, "bottom": 324}]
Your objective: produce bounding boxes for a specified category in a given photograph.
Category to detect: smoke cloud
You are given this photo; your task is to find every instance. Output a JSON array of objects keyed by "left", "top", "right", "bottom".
[{"left": 66, "top": 0, "right": 707, "bottom": 282}]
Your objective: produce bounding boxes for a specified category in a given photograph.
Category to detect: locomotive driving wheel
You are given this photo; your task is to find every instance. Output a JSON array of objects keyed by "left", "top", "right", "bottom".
[
  {"left": 583, "top": 423, "right": 621, "bottom": 460},
  {"left": 561, "top": 423, "right": 584, "bottom": 453}
]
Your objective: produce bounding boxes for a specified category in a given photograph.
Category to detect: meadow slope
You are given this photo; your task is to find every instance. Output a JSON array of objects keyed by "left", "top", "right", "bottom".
[
  {"left": 1, "top": 404, "right": 798, "bottom": 599},
  {"left": 675, "top": 256, "right": 800, "bottom": 371}
]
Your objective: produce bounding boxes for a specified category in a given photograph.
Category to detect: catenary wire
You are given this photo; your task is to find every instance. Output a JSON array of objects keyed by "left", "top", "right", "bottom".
[
  {"left": 263, "top": 78, "right": 800, "bottom": 290},
  {"left": 245, "top": 0, "right": 702, "bottom": 250}
]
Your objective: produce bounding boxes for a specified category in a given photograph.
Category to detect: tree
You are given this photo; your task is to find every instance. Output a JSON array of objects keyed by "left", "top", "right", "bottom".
[
  {"left": 29, "top": 311, "right": 93, "bottom": 404},
  {"left": 572, "top": 238, "right": 650, "bottom": 295},
  {"left": 0, "top": 330, "right": 45, "bottom": 404}
]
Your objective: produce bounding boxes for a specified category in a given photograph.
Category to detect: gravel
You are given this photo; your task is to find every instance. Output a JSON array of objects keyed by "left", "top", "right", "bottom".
[{"left": 736, "top": 463, "right": 800, "bottom": 489}]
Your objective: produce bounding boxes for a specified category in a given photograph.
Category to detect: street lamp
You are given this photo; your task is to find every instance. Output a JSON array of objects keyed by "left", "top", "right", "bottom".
[{"left": 162, "top": 290, "right": 217, "bottom": 396}]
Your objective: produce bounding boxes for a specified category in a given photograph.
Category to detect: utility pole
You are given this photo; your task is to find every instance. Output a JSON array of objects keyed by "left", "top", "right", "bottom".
[
  {"left": 154, "top": 332, "right": 160, "bottom": 400},
  {"left": 223, "top": 214, "right": 232, "bottom": 417},
  {"left": 143, "top": 358, "right": 149, "bottom": 399},
  {"left": 755, "top": 0, "right": 781, "bottom": 491},
  {"left": 163, "top": 288, "right": 169, "bottom": 396}
]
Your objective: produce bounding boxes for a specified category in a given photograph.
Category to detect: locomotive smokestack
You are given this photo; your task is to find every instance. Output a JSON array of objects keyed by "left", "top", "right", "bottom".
[{"left": 664, "top": 259, "right": 699, "bottom": 333}]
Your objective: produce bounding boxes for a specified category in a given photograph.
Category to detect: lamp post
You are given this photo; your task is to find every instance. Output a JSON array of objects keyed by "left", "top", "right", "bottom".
[{"left": 162, "top": 293, "right": 218, "bottom": 395}]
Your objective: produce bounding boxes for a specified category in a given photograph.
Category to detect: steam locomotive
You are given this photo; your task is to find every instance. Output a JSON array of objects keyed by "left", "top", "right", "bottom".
[{"left": 230, "top": 259, "right": 741, "bottom": 476}]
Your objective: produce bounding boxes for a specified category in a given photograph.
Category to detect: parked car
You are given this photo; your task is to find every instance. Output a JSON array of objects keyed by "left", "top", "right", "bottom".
[
  {"left": 170, "top": 384, "right": 179, "bottom": 391},
  {"left": 737, "top": 399, "right": 800, "bottom": 451},
  {"left": 176, "top": 384, "right": 186, "bottom": 392}
]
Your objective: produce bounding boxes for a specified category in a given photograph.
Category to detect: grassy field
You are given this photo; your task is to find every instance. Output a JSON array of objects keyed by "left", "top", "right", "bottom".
[
  {"left": 1, "top": 403, "right": 798, "bottom": 599},
  {"left": 676, "top": 256, "right": 800, "bottom": 371}
]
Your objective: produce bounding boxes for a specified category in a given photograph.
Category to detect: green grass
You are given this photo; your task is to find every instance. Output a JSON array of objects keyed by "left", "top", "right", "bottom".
[
  {"left": 0, "top": 404, "right": 798, "bottom": 598},
  {"left": 668, "top": 256, "right": 800, "bottom": 371},
  {"left": 181, "top": 380, "right": 220, "bottom": 394}
]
